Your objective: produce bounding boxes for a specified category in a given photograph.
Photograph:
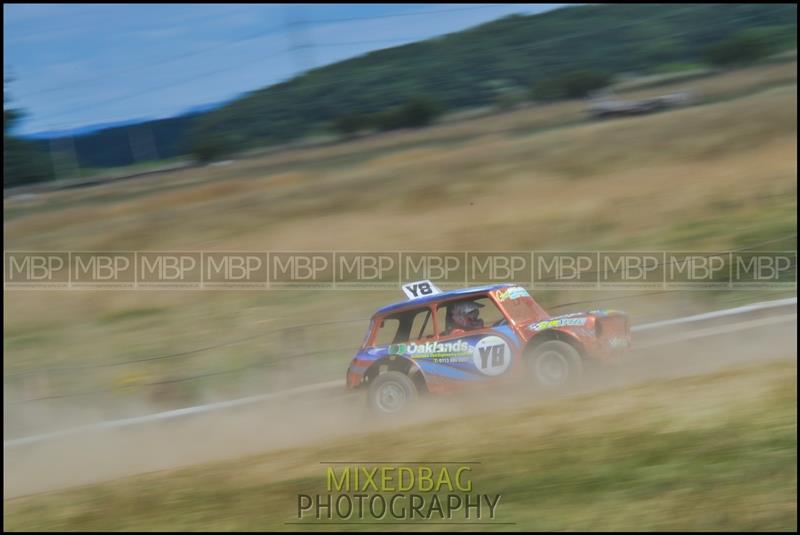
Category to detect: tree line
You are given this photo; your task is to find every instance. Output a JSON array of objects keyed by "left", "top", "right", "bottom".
[{"left": 4, "top": 3, "right": 796, "bottom": 188}]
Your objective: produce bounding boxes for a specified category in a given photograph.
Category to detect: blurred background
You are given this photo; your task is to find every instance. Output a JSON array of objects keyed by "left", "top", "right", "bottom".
[
  {"left": 3, "top": 3, "right": 797, "bottom": 531},
  {"left": 4, "top": 4, "right": 797, "bottom": 186}
]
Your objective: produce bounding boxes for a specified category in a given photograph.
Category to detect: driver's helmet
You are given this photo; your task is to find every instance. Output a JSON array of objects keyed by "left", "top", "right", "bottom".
[{"left": 451, "top": 301, "right": 484, "bottom": 330}]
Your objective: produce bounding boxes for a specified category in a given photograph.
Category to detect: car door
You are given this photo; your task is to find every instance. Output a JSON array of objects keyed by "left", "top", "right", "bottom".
[{"left": 419, "top": 296, "right": 520, "bottom": 391}]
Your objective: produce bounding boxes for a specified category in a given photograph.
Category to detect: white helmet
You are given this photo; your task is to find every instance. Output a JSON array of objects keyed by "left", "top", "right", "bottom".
[{"left": 451, "top": 301, "right": 484, "bottom": 330}]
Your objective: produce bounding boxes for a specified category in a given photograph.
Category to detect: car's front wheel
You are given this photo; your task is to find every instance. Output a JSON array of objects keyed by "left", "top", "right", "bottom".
[
  {"left": 367, "top": 371, "right": 418, "bottom": 414},
  {"left": 526, "top": 340, "right": 583, "bottom": 390}
]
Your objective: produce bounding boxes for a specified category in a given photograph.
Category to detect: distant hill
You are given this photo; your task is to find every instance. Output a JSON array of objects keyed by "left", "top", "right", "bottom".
[
  {"left": 31, "top": 114, "right": 197, "bottom": 170},
  {"left": 31, "top": 3, "right": 800, "bottom": 170},
  {"left": 23, "top": 119, "right": 151, "bottom": 141},
  {"left": 24, "top": 97, "right": 238, "bottom": 170},
  {"left": 192, "top": 3, "right": 796, "bottom": 147},
  {"left": 24, "top": 97, "right": 234, "bottom": 141}
]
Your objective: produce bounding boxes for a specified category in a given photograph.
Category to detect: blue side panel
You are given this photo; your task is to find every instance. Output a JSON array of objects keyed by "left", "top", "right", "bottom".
[
  {"left": 415, "top": 360, "right": 481, "bottom": 381},
  {"left": 493, "top": 324, "right": 519, "bottom": 345},
  {"left": 348, "top": 322, "right": 528, "bottom": 391}
]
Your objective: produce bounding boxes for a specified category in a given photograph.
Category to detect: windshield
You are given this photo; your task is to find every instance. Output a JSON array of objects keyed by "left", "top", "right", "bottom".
[{"left": 493, "top": 287, "right": 548, "bottom": 324}]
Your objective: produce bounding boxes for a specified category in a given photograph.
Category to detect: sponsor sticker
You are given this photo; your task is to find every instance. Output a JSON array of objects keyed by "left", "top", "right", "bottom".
[
  {"left": 588, "top": 309, "right": 623, "bottom": 317},
  {"left": 401, "top": 280, "right": 442, "bottom": 300},
  {"left": 495, "top": 286, "right": 530, "bottom": 302},
  {"left": 391, "top": 340, "right": 471, "bottom": 358},
  {"left": 530, "top": 317, "right": 588, "bottom": 331},
  {"left": 472, "top": 336, "right": 511, "bottom": 376},
  {"left": 609, "top": 337, "right": 629, "bottom": 348}
]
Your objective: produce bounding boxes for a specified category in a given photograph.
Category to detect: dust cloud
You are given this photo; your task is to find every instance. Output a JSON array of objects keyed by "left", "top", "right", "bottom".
[{"left": 4, "top": 310, "right": 796, "bottom": 499}]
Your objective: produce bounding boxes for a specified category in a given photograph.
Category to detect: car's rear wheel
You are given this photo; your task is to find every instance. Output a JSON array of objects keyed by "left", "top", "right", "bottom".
[
  {"left": 367, "top": 371, "right": 418, "bottom": 414},
  {"left": 526, "top": 340, "right": 583, "bottom": 390}
]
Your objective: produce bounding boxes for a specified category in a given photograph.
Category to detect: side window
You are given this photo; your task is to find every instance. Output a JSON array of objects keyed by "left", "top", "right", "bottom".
[
  {"left": 472, "top": 297, "right": 505, "bottom": 326},
  {"left": 436, "top": 304, "right": 450, "bottom": 336},
  {"left": 410, "top": 308, "right": 435, "bottom": 341},
  {"left": 371, "top": 307, "right": 434, "bottom": 346},
  {"left": 437, "top": 297, "right": 506, "bottom": 336},
  {"left": 372, "top": 317, "right": 401, "bottom": 347}
]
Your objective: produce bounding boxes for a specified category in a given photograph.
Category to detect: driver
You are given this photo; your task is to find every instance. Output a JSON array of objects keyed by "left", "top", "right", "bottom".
[{"left": 445, "top": 301, "right": 485, "bottom": 335}]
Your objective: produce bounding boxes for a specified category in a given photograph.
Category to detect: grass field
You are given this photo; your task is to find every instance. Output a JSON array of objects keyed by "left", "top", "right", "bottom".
[
  {"left": 4, "top": 359, "right": 796, "bottom": 531},
  {"left": 3, "top": 61, "right": 797, "bottom": 415}
]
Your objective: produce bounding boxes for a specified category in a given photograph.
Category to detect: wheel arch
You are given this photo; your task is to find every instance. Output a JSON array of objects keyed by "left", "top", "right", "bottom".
[
  {"left": 524, "top": 329, "right": 586, "bottom": 359},
  {"left": 363, "top": 355, "right": 428, "bottom": 394}
]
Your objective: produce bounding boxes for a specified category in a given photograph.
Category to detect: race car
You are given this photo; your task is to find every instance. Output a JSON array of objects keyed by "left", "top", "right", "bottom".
[{"left": 346, "top": 281, "right": 631, "bottom": 414}]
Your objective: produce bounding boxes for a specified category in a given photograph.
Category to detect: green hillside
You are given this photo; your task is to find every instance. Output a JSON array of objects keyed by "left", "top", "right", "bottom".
[
  {"left": 6, "top": 3, "right": 796, "bottom": 186},
  {"left": 192, "top": 3, "right": 796, "bottom": 146}
]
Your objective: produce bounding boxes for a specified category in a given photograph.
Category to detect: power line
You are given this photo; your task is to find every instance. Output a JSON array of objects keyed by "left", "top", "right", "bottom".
[
  {"left": 36, "top": 99, "right": 237, "bottom": 134},
  {"left": 15, "top": 8, "right": 741, "bottom": 135},
  {"left": 30, "top": 33, "right": 448, "bottom": 124},
  {"left": 4, "top": 5, "right": 254, "bottom": 38},
  {"left": 18, "top": 3, "right": 709, "bottom": 107},
  {"left": 308, "top": 4, "right": 517, "bottom": 25},
  {"left": 18, "top": 4, "right": 518, "bottom": 99},
  {"left": 20, "top": 21, "right": 289, "bottom": 99},
  {"left": 37, "top": 47, "right": 293, "bottom": 123},
  {"left": 25, "top": 4, "right": 750, "bottom": 127},
  {"left": 28, "top": 4, "right": 776, "bottom": 136},
  {"left": 285, "top": 5, "right": 315, "bottom": 74}
]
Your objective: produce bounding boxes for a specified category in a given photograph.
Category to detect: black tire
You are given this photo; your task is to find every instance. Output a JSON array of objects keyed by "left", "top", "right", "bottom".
[
  {"left": 367, "top": 371, "right": 418, "bottom": 414},
  {"left": 525, "top": 340, "right": 583, "bottom": 390}
]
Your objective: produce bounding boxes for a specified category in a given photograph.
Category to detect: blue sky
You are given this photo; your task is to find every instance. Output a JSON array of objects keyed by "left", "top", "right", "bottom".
[{"left": 3, "top": 3, "right": 565, "bottom": 135}]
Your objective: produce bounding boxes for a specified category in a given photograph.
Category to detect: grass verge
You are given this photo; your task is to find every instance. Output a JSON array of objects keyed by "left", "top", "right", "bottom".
[{"left": 4, "top": 359, "right": 796, "bottom": 531}]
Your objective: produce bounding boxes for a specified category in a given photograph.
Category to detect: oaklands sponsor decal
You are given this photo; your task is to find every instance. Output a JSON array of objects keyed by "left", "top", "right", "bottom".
[{"left": 390, "top": 340, "right": 471, "bottom": 356}]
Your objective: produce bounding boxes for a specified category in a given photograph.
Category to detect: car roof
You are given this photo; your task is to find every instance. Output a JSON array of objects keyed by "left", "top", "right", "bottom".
[{"left": 375, "top": 283, "right": 516, "bottom": 316}]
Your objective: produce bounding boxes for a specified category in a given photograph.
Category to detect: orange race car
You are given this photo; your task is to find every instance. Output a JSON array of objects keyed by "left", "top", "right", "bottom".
[{"left": 346, "top": 281, "right": 631, "bottom": 413}]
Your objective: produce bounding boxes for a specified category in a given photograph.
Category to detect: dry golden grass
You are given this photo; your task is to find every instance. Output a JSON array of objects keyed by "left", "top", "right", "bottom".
[
  {"left": 3, "top": 65, "right": 797, "bottom": 402},
  {"left": 6, "top": 61, "right": 795, "bottom": 231},
  {"left": 4, "top": 360, "right": 796, "bottom": 531},
  {"left": 619, "top": 60, "right": 796, "bottom": 101},
  {"left": 6, "top": 84, "right": 795, "bottom": 253}
]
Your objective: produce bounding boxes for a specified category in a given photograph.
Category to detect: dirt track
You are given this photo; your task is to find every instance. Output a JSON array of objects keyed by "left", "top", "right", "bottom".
[{"left": 4, "top": 307, "right": 796, "bottom": 499}]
